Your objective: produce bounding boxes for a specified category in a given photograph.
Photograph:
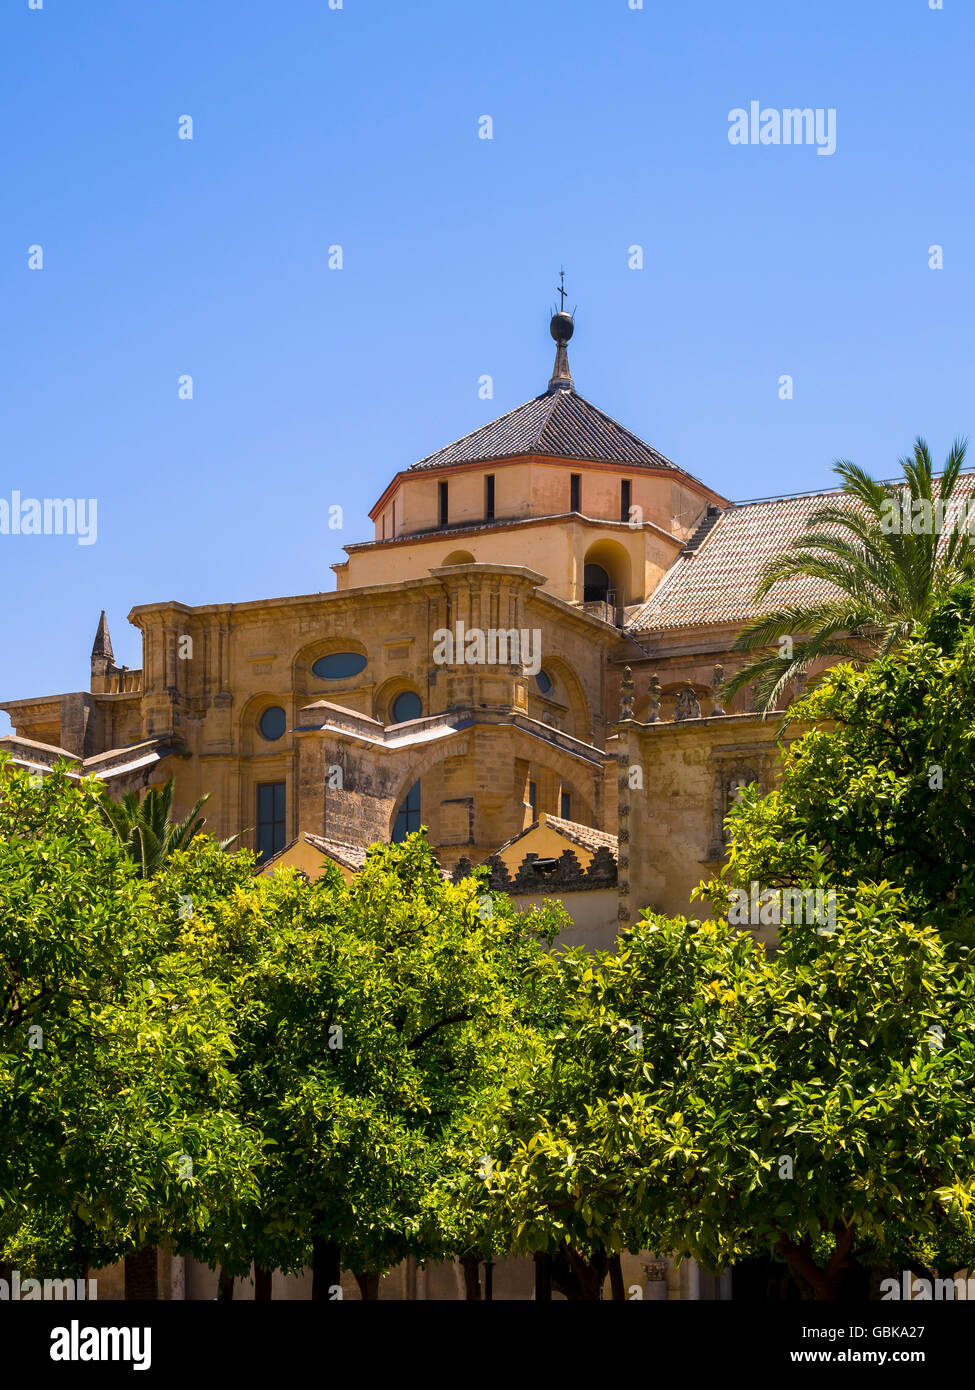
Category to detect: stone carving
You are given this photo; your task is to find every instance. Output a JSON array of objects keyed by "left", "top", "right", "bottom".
[
  {"left": 711, "top": 665, "right": 726, "bottom": 717},
  {"left": 451, "top": 856, "right": 474, "bottom": 884},
  {"left": 485, "top": 855, "right": 512, "bottom": 891},
  {"left": 620, "top": 666, "right": 634, "bottom": 718},
  {"left": 646, "top": 675, "right": 661, "bottom": 724},
  {"left": 586, "top": 844, "right": 617, "bottom": 886},
  {"left": 673, "top": 683, "right": 702, "bottom": 722},
  {"left": 502, "top": 844, "right": 618, "bottom": 893}
]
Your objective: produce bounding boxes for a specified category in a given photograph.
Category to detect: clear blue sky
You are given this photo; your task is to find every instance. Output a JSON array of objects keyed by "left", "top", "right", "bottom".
[{"left": 1, "top": 0, "right": 971, "bottom": 732}]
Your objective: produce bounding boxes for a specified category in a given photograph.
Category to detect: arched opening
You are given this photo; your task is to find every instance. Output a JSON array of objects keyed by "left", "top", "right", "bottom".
[
  {"left": 392, "top": 780, "right": 421, "bottom": 842},
  {"left": 581, "top": 540, "right": 632, "bottom": 622}
]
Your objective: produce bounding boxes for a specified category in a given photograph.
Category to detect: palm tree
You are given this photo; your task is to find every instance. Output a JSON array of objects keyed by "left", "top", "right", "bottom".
[
  {"left": 723, "top": 437, "right": 974, "bottom": 713},
  {"left": 99, "top": 777, "right": 234, "bottom": 878}
]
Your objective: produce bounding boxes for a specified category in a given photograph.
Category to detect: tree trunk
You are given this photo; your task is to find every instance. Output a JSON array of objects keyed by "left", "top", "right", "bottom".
[
  {"left": 460, "top": 1256, "right": 482, "bottom": 1301},
  {"left": 777, "top": 1226, "right": 856, "bottom": 1301},
  {"left": 216, "top": 1266, "right": 235, "bottom": 1302},
  {"left": 608, "top": 1253, "right": 626, "bottom": 1301},
  {"left": 551, "top": 1246, "right": 608, "bottom": 1300},
  {"left": 254, "top": 1264, "right": 272, "bottom": 1301},
  {"left": 125, "top": 1248, "right": 159, "bottom": 1301},
  {"left": 312, "top": 1239, "right": 341, "bottom": 1301},
  {"left": 353, "top": 1271, "right": 380, "bottom": 1300}
]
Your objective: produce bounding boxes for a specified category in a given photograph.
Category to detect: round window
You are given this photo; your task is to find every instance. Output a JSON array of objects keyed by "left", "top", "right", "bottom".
[
  {"left": 312, "top": 651, "right": 367, "bottom": 680},
  {"left": 535, "top": 670, "right": 554, "bottom": 696},
  {"left": 391, "top": 691, "right": 423, "bottom": 723},
  {"left": 259, "top": 706, "right": 287, "bottom": 741}
]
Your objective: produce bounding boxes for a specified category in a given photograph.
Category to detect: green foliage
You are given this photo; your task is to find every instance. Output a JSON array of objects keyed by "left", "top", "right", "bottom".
[
  {"left": 98, "top": 775, "right": 237, "bottom": 879},
  {"left": 0, "top": 760, "right": 262, "bottom": 1276},
  {"left": 715, "top": 629, "right": 975, "bottom": 939},
  {"left": 167, "top": 833, "right": 564, "bottom": 1280},
  {"left": 724, "top": 438, "right": 975, "bottom": 712}
]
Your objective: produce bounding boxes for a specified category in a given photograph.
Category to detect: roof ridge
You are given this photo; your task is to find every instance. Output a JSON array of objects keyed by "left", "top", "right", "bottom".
[
  {"left": 410, "top": 393, "right": 549, "bottom": 469},
  {"left": 558, "top": 391, "right": 684, "bottom": 473}
]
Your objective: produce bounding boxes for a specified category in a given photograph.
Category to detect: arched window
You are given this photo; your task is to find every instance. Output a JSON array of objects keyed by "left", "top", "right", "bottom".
[
  {"left": 312, "top": 651, "right": 367, "bottom": 680},
  {"left": 583, "top": 564, "right": 611, "bottom": 603},
  {"left": 392, "top": 780, "right": 421, "bottom": 843},
  {"left": 535, "top": 670, "right": 554, "bottom": 697},
  {"left": 391, "top": 691, "right": 423, "bottom": 723}
]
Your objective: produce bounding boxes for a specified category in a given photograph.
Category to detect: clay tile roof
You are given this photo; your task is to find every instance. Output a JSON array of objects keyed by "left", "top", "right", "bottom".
[
  {"left": 409, "top": 388, "right": 704, "bottom": 483},
  {"left": 490, "top": 813, "right": 618, "bottom": 861},
  {"left": 627, "top": 473, "right": 975, "bottom": 634},
  {"left": 542, "top": 814, "right": 619, "bottom": 856},
  {"left": 627, "top": 491, "right": 844, "bottom": 633},
  {"left": 303, "top": 834, "right": 371, "bottom": 871}
]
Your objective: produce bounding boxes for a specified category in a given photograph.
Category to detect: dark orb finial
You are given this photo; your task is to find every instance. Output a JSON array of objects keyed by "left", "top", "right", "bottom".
[{"left": 550, "top": 310, "right": 574, "bottom": 343}]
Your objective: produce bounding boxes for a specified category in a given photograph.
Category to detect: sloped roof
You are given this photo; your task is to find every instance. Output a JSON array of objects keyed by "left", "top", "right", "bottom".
[
  {"left": 627, "top": 474, "right": 975, "bottom": 634},
  {"left": 258, "top": 831, "right": 371, "bottom": 875},
  {"left": 628, "top": 491, "right": 842, "bottom": 633},
  {"left": 409, "top": 388, "right": 703, "bottom": 483},
  {"left": 490, "top": 811, "right": 618, "bottom": 862},
  {"left": 304, "top": 834, "right": 371, "bottom": 871}
]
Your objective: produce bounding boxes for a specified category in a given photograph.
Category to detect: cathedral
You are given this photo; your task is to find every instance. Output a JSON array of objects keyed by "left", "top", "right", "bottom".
[
  {"left": 1, "top": 305, "right": 838, "bottom": 1298},
  {"left": 1, "top": 307, "right": 823, "bottom": 935}
]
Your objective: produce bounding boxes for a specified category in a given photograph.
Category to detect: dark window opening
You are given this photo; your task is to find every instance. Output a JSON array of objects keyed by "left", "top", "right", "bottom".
[
  {"left": 528, "top": 780, "right": 537, "bottom": 818},
  {"left": 621, "top": 479, "right": 631, "bottom": 523},
  {"left": 570, "top": 473, "right": 581, "bottom": 513},
  {"left": 485, "top": 474, "right": 495, "bottom": 521},
  {"left": 257, "top": 781, "right": 286, "bottom": 863},
  {"left": 560, "top": 790, "right": 571, "bottom": 819},
  {"left": 583, "top": 563, "right": 611, "bottom": 603},
  {"left": 439, "top": 481, "right": 449, "bottom": 527},
  {"left": 392, "top": 780, "right": 421, "bottom": 843}
]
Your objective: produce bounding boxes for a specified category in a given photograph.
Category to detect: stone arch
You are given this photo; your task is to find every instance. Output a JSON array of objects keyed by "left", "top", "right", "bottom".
[
  {"left": 293, "top": 635, "right": 370, "bottom": 706},
  {"left": 374, "top": 675, "right": 425, "bottom": 725},
  {"left": 528, "top": 656, "right": 592, "bottom": 743},
  {"left": 583, "top": 538, "right": 632, "bottom": 610},
  {"left": 239, "top": 690, "right": 294, "bottom": 758}
]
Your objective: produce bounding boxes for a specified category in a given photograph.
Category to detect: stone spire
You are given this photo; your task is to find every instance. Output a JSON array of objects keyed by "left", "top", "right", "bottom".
[
  {"left": 91, "top": 610, "right": 114, "bottom": 664},
  {"left": 547, "top": 273, "right": 575, "bottom": 392},
  {"left": 90, "top": 610, "right": 117, "bottom": 691}
]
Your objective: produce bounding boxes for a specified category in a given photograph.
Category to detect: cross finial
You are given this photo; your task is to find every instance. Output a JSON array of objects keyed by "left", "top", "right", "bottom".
[{"left": 556, "top": 267, "right": 567, "bottom": 312}]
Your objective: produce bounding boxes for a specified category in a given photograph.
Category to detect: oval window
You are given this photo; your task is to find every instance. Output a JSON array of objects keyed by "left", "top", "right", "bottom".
[
  {"left": 259, "top": 706, "right": 287, "bottom": 741},
  {"left": 535, "top": 670, "right": 554, "bottom": 696},
  {"left": 312, "top": 651, "right": 367, "bottom": 680},
  {"left": 391, "top": 691, "right": 422, "bottom": 723}
]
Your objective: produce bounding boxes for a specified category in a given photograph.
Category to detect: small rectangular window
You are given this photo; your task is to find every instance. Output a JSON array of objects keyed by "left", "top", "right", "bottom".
[
  {"left": 560, "top": 790, "right": 571, "bottom": 819},
  {"left": 439, "top": 481, "right": 449, "bottom": 527},
  {"left": 621, "top": 479, "right": 631, "bottom": 523},
  {"left": 485, "top": 474, "right": 495, "bottom": 521},
  {"left": 528, "top": 780, "right": 537, "bottom": 818},
  {"left": 257, "top": 781, "right": 286, "bottom": 863},
  {"left": 570, "top": 473, "right": 581, "bottom": 513}
]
